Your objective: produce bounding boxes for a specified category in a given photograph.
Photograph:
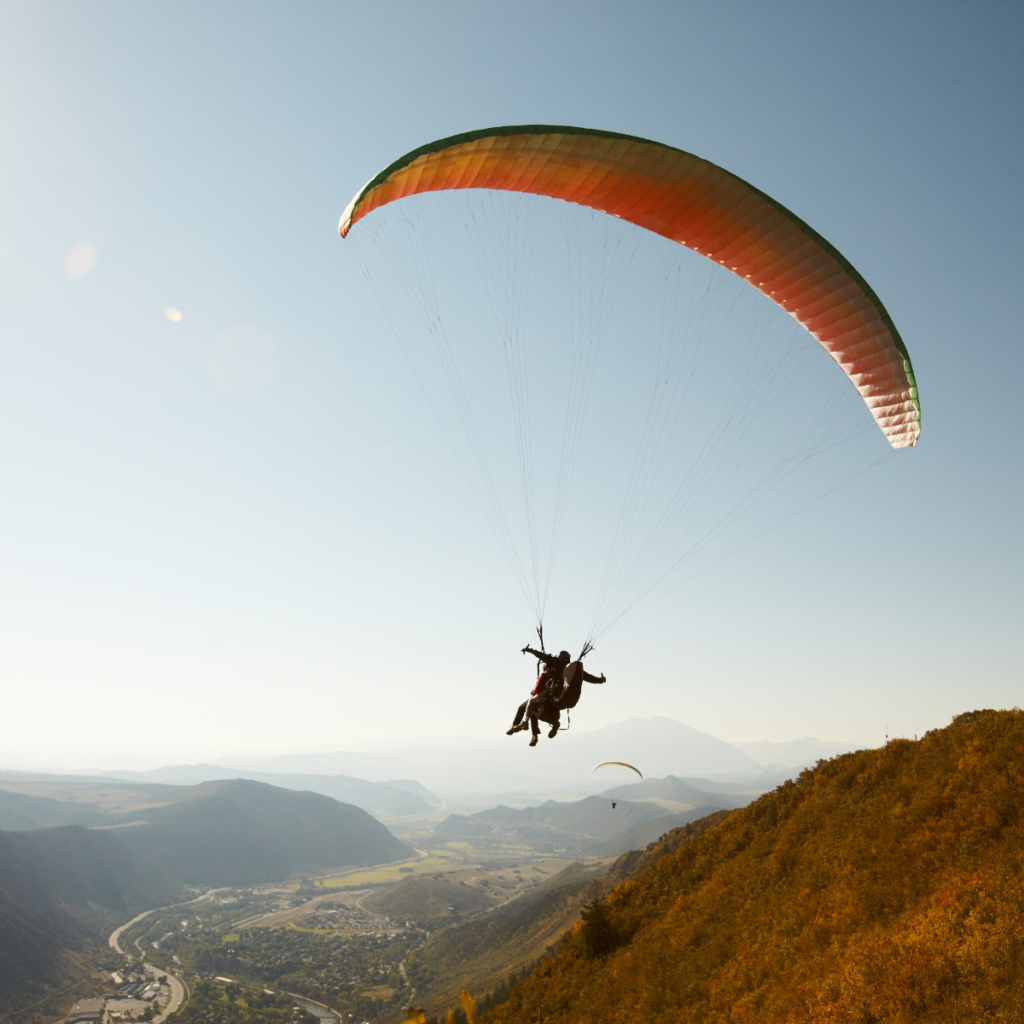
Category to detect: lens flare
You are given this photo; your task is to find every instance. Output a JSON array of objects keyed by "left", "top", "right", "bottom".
[
  {"left": 65, "top": 242, "right": 97, "bottom": 279},
  {"left": 164, "top": 307, "right": 183, "bottom": 322}
]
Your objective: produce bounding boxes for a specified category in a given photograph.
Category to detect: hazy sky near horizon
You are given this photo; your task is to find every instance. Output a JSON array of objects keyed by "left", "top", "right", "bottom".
[{"left": 0, "top": 2, "right": 1021, "bottom": 769}]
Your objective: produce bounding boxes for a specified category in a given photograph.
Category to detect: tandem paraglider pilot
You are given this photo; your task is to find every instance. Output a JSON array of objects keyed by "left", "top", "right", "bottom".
[{"left": 507, "top": 645, "right": 605, "bottom": 747}]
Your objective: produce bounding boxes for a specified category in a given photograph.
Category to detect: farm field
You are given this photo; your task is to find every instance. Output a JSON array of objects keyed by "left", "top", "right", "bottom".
[
  {"left": 214, "top": 856, "right": 584, "bottom": 934},
  {"left": 301, "top": 852, "right": 449, "bottom": 889},
  {"left": 304, "top": 843, "right": 577, "bottom": 891}
]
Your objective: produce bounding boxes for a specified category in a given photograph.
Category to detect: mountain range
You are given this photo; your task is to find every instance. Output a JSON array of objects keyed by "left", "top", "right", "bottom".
[
  {"left": 96, "top": 765, "right": 440, "bottom": 815},
  {"left": 108, "top": 778, "right": 413, "bottom": 885},
  {"left": 205, "top": 717, "right": 854, "bottom": 804},
  {"left": 1, "top": 719, "right": 861, "bottom": 811},
  {"left": 433, "top": 776, "right": 745, "bottom": 857},
  {"left": 0, "top": 778, "right": 413, "bottom": 886}
]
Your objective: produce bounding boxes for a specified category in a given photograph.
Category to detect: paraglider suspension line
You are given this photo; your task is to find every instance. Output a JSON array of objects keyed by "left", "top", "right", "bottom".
[{"left": 535, "top": 624, "right": 546, "bottom": 675}]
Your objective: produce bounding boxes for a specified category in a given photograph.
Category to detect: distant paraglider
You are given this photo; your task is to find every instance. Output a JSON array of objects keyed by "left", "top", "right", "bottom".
[
  {"left": 593, "top": 761, "right": 644, "bottom": 780},
  {"left": 594, "top": 762, "right": 642, "bottom": 809}
]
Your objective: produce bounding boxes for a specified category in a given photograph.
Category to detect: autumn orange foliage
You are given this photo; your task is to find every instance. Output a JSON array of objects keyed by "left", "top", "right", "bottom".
[{"left": 485, "top": 710, "right": 1024, "bottom": 1022}]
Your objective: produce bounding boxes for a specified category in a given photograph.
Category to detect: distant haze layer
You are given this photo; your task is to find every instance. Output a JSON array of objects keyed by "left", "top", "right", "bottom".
[
  {"left": 210, "top": 717, "right": 861, "bottom": 803},
  {"left": 0, "top": 718, "right": 863, "bottom": 806}
]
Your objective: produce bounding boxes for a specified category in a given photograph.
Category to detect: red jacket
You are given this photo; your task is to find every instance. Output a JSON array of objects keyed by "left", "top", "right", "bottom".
[{"left": 531, "top": 670, "right": 551, "bottom": 697}]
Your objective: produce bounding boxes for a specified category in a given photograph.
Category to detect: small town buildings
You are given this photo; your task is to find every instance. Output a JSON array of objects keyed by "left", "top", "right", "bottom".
[{"left": 66, "top": 998, "right": 104, "bottom": 1024}]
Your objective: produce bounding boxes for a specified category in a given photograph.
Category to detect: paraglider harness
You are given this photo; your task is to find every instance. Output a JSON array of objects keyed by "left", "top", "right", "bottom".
[{"left": 529, "top": 629, "right": 595, "bottom": 731}]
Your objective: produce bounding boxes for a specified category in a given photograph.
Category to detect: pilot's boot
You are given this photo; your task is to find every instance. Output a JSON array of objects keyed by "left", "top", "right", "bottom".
[{"left": 548, "top": 724, "right": 559, "bottom": 739}]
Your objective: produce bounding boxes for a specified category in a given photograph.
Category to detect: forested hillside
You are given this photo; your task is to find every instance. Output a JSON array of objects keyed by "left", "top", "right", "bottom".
[
  {"left": 0, "top": 826, "right": 183, "bottom": 1018},
  {"left": 487, "top": 710, "right": 1024, "bottom": 1023},
  {"left": 407, "top": 813, "right": 731, "bottom": 1016}
]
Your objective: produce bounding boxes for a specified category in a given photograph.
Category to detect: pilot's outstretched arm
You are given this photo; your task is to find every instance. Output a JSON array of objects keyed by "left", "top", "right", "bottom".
[
  {"left": 582, "top": 669, "right": 606, "bottom": 684},
  {"left": 522, "top": 645, "right": 557, "bottom": 667}
]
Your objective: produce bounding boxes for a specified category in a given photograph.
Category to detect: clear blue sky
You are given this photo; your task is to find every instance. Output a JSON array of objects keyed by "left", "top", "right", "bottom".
[{"left": 0, "top": 1, "right": 1020, "bottom": 766}]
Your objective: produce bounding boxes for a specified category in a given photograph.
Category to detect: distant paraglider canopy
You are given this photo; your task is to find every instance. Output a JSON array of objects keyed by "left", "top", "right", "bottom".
[
  {"left": 340, "top": 125, "right": 920, "bottom": 645},
  {"left": 593, "top": 761, "right": 644, "bottom": 780}
]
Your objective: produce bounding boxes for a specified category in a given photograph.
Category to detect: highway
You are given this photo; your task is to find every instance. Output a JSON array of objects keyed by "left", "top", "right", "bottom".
[
  {"left": 147, "top": 960, "right": 187, "bottom": 1024},
  {"left": 108, "top": 898, "right": 205, "bottom": 1022},
  {"left": 108, "top": 910, "right": 154, "bottom": 955}
]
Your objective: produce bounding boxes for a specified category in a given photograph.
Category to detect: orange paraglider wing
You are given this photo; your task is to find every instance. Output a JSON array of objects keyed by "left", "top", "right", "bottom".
[{"left": 340, "top": 125, "right": 919, "bottom": 448}]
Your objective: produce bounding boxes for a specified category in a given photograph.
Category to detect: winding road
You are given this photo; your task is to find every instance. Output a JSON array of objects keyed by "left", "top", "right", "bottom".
[{"left": 108, "top": 899, "right": 203, "bottom": 1023}]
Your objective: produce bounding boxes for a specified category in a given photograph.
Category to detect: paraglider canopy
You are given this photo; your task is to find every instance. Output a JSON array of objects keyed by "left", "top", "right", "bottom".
[
  {"left": 340, "top": 124, "right": 920, "bottom": 448},
  {"left": 340, "top": 125, "right": 922, "bottom": 647},
  {"left": 593, "top": 761, "right": 643, "bottom": 780}
]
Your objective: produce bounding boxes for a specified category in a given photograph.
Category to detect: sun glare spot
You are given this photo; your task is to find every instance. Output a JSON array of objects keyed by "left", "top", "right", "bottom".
[
  {"left": 164, "top": 307, "right": 183, "bottom": 322},
  {"left": 65, "top": 242, "right": 97, "bottom": 279}
]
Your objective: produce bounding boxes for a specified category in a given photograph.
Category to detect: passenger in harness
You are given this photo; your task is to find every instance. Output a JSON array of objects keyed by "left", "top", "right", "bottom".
[
  {"left": 507, "top": 646, "right": 606, "bottom": 747},
  {"left": 506, "top": 650, "right": 567, "bottom": 746}
]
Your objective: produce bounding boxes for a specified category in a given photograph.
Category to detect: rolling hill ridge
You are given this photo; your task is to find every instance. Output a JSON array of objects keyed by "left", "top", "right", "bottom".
[
  {"left": 0, "top": 776, "right": 416, "bottom": 886},
  {"left": 111, "top": 778, "right": 414, "bottom": 886},
  {"left": 0, "top": 787, "right": 103, "bottom": 831},
  {"left": 99, "top": 765, "right": 438, "bottom": 815},
  {"left": 363, "top": 874, "right": 496, "bottom": 924}
]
